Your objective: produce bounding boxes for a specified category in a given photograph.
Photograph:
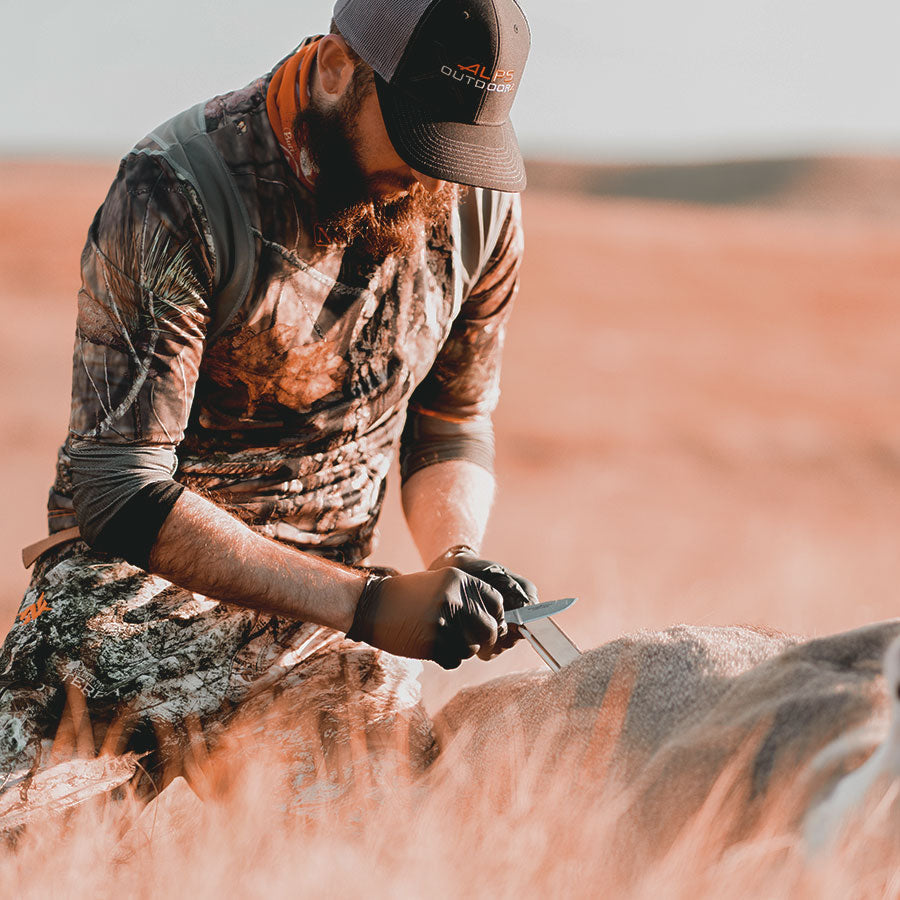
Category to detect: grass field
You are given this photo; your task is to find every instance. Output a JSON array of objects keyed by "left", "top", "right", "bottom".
[{"left": 2, "top": 158, "right": 900, "bottom": 892}]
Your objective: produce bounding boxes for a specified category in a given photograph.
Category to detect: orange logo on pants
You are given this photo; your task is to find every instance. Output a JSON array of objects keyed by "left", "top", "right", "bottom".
[{"left": 18, "top": 592, "right": 51, "bottom": 624}]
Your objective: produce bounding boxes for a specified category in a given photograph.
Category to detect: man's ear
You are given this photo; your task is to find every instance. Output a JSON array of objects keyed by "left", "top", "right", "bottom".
[{"left": 315, "top": 35, "right": 356, "bottom": 100}]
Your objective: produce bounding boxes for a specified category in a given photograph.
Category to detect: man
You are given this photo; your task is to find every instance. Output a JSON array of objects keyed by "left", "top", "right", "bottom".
[{"left": 0, "top": 0, "right": 534, "bottom": 787}]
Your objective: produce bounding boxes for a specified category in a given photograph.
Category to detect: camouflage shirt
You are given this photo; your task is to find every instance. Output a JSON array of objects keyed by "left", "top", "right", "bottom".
[{"left": 48, "top": 58, "right": 524, "bottom": 567}]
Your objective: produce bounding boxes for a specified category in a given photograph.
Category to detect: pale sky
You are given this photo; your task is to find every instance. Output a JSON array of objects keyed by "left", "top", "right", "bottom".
[{"left": 2, "top": 0, "right": 899, "bottom": 162}]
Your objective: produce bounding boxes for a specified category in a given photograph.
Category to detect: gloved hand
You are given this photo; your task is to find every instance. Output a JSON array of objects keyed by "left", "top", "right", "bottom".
[
  {"left": 346, "top": 568, "right": 506, "bottom": 669},
  {"left": 428, "top": 545, "right": 540, "bottom": 656}
]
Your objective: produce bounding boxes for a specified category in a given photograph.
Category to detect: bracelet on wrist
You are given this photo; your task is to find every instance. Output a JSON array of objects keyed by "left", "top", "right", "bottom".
[
  {"left": 446, "top": 543, "right": 479, "bottom": 557},
  {"left": 431, "top": 543, "right": 479, "bottom": 569}
]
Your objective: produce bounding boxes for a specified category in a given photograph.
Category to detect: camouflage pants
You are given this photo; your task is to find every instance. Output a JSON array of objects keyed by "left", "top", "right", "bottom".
[{"left": 0, "top": 540, "right": 430, "bottom": 798}]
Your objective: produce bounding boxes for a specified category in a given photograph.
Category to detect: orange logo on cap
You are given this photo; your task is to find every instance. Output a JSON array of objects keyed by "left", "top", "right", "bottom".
[
  {"left": 456, "top": 64, "right": 514, "bottom": 83},
  {"left": 441, "top": 64, "right": 516, "bottom": 93}
]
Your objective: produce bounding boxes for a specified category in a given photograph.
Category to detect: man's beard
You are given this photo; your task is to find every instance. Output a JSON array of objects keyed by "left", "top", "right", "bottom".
[{"left": 294, "top": 91, "right": 459, "bottom": 258}]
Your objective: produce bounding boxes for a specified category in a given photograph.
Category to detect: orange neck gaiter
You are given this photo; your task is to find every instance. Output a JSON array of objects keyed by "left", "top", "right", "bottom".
[{"left": 267, "top": 36, "right": 323, "bottom": 191}]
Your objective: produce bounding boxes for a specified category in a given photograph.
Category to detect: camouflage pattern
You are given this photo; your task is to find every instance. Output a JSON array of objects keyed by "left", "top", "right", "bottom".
[
  {"left": 0, "top": 540, "right": 430, "bottom": 797},
  {"left": 0, "top": 55, "right": 521, "bottom": 796},
  {"left": 52, "top": 61, "right": 523, "bottom": 561}
]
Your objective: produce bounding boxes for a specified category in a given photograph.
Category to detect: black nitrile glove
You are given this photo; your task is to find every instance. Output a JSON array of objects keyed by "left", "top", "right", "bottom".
[
  {"left": 428, "top": 545, "right": 540, "bottom": 656},
  {"left": 346, "top": 568, "right": 506, "bottom": 669}
]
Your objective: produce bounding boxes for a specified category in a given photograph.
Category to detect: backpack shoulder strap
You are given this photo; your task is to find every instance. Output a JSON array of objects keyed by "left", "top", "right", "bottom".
[{"left": 134, "top": 101, "right": 256, "bottom": 344}]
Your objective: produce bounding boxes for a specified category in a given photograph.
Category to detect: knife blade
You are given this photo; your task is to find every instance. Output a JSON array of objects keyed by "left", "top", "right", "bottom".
[{"left": 505, "top": 596, "right": 577, "bottom": 625}]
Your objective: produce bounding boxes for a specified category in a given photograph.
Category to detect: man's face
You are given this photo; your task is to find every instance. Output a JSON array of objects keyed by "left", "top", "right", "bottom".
[{"left": 296, "top": 63, "right": 459, "bottom": 257}]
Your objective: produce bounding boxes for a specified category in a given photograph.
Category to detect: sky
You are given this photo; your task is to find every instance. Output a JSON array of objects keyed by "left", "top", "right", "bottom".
[{"left": 2, "top": 0, "right": 899, "bottom": 163}]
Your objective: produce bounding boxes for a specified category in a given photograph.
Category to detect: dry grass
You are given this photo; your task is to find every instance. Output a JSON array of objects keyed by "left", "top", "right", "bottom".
[
  {"left": 5, "top": 159, "right": 900, "bottom": 896},
  {"left": 3, "top": 682, "right": 900, "bottom": 900}
]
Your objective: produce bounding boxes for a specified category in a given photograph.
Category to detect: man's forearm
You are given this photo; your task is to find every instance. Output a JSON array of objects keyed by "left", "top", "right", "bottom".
[
  {"left": 147, "top": 490, "right": 366, "bottom": 632},
  {"left": 400, "top": 459, "right": 496, "bottom": 566}
]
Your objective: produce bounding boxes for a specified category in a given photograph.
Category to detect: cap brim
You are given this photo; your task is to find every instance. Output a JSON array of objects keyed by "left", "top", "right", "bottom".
[{"left": 374, "top": 74, "right": 527, "bottom": 193}]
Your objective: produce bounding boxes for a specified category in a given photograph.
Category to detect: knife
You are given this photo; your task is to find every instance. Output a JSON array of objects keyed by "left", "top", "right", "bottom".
[{"left": 505, "top": 597, "right": 582, "bottom": 672}]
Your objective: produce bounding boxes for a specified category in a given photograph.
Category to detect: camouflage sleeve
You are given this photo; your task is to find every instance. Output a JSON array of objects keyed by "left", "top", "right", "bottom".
[
  {"left": 67, "top": 151, "right": 215, "bottom": 562},
  {"left": 399, "top": 192, "right": 524, "bottom": 484}
]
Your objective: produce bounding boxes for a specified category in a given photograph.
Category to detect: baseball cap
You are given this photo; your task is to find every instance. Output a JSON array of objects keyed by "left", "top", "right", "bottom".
[{"left": 332, "top": 0, "right": 531, "bottom": 192}]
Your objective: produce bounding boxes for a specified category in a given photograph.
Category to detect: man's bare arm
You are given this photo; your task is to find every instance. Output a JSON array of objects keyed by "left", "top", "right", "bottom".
[
  {"left": 400, "top": 459, "right": 495, "bottom": 566},
  {"left": 400, "top": 459, "right": 538, "bottom": 658},
  {"left": 147, "top": 490, "right": 366, "bottom": 632}
]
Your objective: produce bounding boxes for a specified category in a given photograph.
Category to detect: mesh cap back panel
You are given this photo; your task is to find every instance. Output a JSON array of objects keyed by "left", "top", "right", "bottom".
[{"left": 333, "top": 0, "right": 436, "bottom": 82}]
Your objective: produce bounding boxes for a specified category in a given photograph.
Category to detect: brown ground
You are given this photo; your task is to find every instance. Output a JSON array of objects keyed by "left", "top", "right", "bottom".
[{"left": 3, "top": 158, "right": 899, "bottom": 714}]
